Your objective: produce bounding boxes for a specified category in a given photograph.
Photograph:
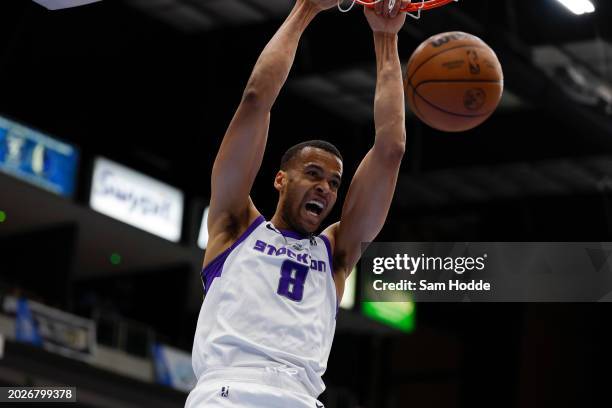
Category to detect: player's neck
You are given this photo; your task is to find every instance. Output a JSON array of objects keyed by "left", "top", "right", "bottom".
[
  {"left": 270, "top": 211, "right": 312, "bottom": 236},
  {"left": 270, "top": 212, "right": 292, "bottom": 232}
]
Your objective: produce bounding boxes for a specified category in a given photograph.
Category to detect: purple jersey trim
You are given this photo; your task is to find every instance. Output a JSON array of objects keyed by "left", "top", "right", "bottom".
[
  {"left": 319, "top": 234, "right": 339, "bottom": 317},
  {"left": 201, "top": 215, "right": 265, "bottom": 292},
  {"left": 278, "top": 228, "right": 309, "bottom": 240},
  {"left": 319, "top": 234, "right": 334, "bottom": 274}
]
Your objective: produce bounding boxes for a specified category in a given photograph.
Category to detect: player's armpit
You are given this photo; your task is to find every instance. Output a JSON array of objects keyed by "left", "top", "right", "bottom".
[{"left": 204, "top": 197, "right": 261, "bottom": 269}]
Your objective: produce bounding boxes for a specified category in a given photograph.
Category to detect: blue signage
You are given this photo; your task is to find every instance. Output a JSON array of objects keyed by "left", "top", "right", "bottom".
[{"left": 0, "top": 115, "right": 79, "bottom": 197}]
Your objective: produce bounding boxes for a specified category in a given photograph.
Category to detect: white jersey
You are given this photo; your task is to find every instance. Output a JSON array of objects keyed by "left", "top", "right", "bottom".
[{"left": 190, "top": 215, "right": 337, "bottom": 398}]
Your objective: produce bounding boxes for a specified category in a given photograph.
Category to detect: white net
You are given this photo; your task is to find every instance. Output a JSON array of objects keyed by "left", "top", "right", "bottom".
[{"left": 337, "top": 0, "right": 458, "bottom": 19}]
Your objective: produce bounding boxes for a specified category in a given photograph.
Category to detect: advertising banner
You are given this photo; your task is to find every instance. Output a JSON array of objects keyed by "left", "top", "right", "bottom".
[
  {"left": 90, "top": 157, "right": 184, "bottom": 242},
  {"left": 152, "top": 343, "right": 196, "bottom": 392},
  {"left": 0, "top": 115, "right": 79, "bottom": 197},
  {"left": 8, "top": 297, "right": 96, "bottom": 361}
]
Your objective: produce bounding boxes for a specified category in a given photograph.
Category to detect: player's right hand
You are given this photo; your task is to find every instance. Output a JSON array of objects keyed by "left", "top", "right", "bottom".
[
  {"left": 364, "top": 0, "right": 410, "bottom": 33},
  {"left": 307, "top": 0, "right": 338, "bottom": 11}
]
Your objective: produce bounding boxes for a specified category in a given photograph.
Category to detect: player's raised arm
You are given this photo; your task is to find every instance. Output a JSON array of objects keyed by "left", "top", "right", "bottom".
[
  {"left": 208, "top": 0, "right": 337, "bottom": 236},
  {"left": 326, "top": 0, "right": 408, "bottom": 279}
]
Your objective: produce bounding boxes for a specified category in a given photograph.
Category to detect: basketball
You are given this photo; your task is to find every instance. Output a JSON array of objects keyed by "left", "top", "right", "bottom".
[{"left": 404, "top": 31, "right": 504, "bottom": 132}]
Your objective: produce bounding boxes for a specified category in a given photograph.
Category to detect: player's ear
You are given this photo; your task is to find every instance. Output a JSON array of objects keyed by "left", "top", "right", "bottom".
[{"left": 274, "top": 170, "right": 287, "bottom": 192}]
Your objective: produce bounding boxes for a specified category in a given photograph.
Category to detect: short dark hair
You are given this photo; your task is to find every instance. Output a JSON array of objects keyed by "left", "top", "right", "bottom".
[{"left": 280, "top": 140, "right": 343, "bottom": 170}]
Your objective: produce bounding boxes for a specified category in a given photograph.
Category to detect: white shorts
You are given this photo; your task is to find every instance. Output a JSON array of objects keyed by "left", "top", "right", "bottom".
[{"left": 185, "top": 368, "right": 324, "bottom": 408}]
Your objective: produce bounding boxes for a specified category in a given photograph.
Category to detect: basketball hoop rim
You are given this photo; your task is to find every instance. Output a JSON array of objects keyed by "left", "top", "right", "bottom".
[{"left": 358, "top": 0, "right": 457, "bottom": 13}]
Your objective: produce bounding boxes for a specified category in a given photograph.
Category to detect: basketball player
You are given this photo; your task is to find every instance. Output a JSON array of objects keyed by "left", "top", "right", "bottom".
[{"left": 186, "top": 0, "right": 409, "bottom": 406}]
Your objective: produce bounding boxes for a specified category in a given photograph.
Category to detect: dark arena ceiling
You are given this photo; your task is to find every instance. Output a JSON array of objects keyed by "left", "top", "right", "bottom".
[{"left": 1, "top": 0, "right": 612, "bottom": 242}]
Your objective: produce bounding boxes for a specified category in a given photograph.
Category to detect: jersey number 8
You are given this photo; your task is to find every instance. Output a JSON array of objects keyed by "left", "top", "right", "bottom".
[{"left": 277, "top": 260, "right": 309, "bottom": 302}]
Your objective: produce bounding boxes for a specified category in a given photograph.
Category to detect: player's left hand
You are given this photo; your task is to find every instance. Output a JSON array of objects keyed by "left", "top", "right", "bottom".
[{"left": 364, "top": 0, "right": 411, "bottom": 33}]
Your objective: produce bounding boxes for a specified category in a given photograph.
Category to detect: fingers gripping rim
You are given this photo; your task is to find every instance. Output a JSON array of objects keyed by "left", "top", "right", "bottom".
[{"left": 362, "top": 0, "right": 457, "bottom": 12}]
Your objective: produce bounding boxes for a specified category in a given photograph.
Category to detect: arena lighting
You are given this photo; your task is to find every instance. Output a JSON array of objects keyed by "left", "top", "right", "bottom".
[
  {"left": 197, "top": 206, "right": 210, "bottom": 250},
  {"left": 339, "top": 267, "right": 356, "bottom": 310},
  {"left": 555, "top": 0, "right": 595, "bottom": 15},
  {"left": 110, "top": 253, "right": 122, "bottom": 265},
  {"left": 32, "top": 0, "right": 101, "bottom": 10},
  {"left": 362, "top": 301, "right": 415, "bottom": 333}
]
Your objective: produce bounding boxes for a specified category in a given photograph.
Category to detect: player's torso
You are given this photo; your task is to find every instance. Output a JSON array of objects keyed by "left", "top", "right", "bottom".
[{"left": 192, "top": 216, "right": 337, "bottom": 393}]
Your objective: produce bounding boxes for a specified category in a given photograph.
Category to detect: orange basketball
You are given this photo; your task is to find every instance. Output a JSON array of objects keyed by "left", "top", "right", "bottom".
[{"left": 404, "top": 31, "right": 504, "bottom": 132}]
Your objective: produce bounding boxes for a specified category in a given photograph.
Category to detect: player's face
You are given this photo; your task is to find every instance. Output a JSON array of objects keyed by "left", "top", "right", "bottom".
[{"left": 276, "top": 147, "right": 343, "bottom": 233}]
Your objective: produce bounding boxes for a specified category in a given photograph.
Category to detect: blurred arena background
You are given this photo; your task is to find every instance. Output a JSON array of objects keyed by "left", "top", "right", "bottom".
[{"left": 1, "top": 0, "right": 612, "bottom": 407}]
